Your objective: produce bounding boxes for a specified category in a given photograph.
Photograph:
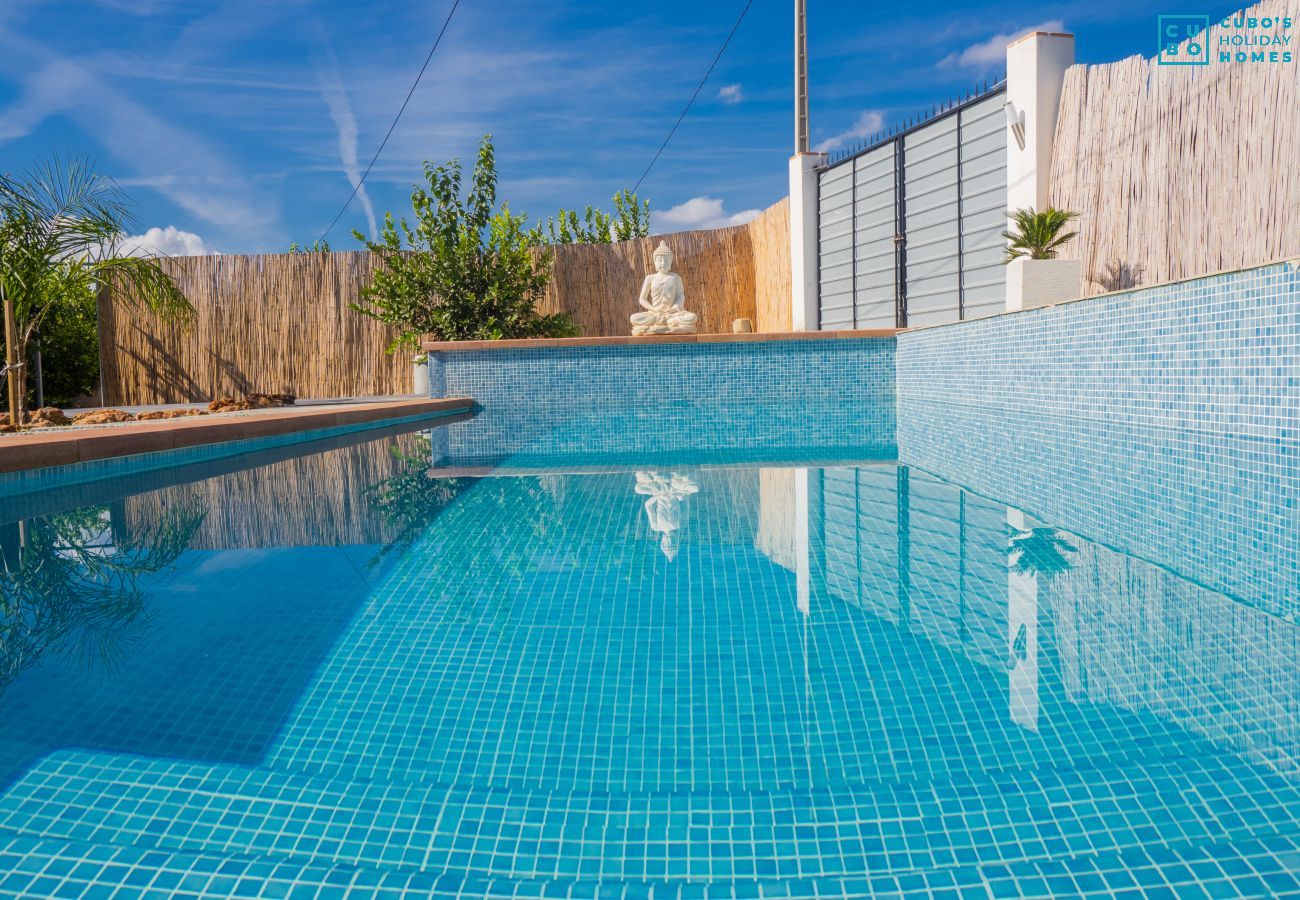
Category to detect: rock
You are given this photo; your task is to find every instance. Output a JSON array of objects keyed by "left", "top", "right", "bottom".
[
  {"left": 25, "top": 407, "right": 71, "bottom": 427},
  {"left": 137, "top": 408, "right": 210, "bottom": 421},
  {"left": 208, "top": 393, "right": 296, "bottom": 413},
  {"left": 71, "top": 409, "right": 137, "bottom": 425}
]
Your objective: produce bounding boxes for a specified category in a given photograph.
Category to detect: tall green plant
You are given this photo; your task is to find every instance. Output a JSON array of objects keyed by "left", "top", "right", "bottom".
[
  {"left": 288, "top": 239, "right": 331, "bottom": 254},
  {"left": 351, "top": 135, "right": 576, "bottom": 349},
  {"left": 0, "top": 157, "right": 195, "bottom": 425},
  {"left": 1002, "top": 206, "right": 1079, "bottom": 262},
  {"left": 534, "top": 189, "right": 651, "bottom": 245}
]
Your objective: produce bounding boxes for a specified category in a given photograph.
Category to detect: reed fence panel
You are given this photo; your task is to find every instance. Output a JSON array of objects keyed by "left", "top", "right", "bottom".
[
  {"left": 101, "top": 200, "right": 791, "bottom": 405},
  {"left": 1050, "top": 0, "right": 1300, "bottom": 294},
  {"left": 749, "top": 198, "right": 792, "bottom": 332}
]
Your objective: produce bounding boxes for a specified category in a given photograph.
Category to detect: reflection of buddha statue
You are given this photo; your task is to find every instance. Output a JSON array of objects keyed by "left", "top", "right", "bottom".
[
  {"left": 634, "top": 471, "right": 700, "bottom": 561},
  {"left": 630, "top": 242, "right": 698, "bottom": 335}
]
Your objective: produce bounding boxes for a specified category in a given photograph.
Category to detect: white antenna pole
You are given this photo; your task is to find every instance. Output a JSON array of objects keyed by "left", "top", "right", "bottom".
[{"left": 795, "top": 0, "right": 809, "bottom": 153}]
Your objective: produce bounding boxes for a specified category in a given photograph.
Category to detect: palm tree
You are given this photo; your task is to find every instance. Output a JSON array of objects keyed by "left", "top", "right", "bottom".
[
  {"left": 1002, "top": 206, "right": 1079, "bottom": 262},
  {"left": 0, "top": 156, "right": 195, "bottom": 426}
]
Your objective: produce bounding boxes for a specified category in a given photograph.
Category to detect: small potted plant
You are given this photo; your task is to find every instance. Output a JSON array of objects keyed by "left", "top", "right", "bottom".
[
  {"left": 412, "top": 353, "right": 430, "bottom": 396},
  {"left": 1002, "top": 207, "right": 1081, "bottom": 310}
]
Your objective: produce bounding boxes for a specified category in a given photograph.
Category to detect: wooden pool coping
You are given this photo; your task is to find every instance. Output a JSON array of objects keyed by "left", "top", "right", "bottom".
[
  {"left": 0, "top": 397, "right": 474, "bottom": 475},
  {"left": 422, "top": 328, "right": 902, "bottom": 352}
]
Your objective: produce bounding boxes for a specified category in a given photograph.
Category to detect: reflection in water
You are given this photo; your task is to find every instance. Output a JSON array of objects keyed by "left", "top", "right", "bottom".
[
  {"left": 633, "top": 471, "right": 700, "bottom": 561},
  {"left": 0, "top": 427, "right": 1297, "bottom": 893},
  {"left": 364, "top": 433, "right": 474, "bottom": 567},
  {"left": 1008, "top": 525, "right": 1077, "bottom": 580},
  {"left": 803, "top": 465, "right": 1300, "bottom": 777},
  {"left": 0, "top": 498, "right": 206, "bottom": 692}
]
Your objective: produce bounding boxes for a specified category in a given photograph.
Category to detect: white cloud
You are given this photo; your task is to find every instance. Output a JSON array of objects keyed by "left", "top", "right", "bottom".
[
  {"left": 813, "top": 110, "right": 885, "bottom": 154},
  {"left": 652, "top": 197, "right": 762, "bottom": 234},
  {"left": 718, "top": 83, "right": 743, "bottom": 104},
  {"left": 0, "top": 56, "right": 276, "bottom": 238},
  {"left": 114, "top": 226, "right": 216, "bottom": 257},
  {"left": 940, "top": 20, "right": 1066, "bottom": 69},
  {"left": 312, "top": 30, "right": 378, "bottom": 240}
]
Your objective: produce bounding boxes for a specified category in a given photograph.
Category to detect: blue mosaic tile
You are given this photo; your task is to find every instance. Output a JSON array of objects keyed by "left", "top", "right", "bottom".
[
  {"left": 428, "top": 338, "right": 897, "bottom": 463},
  {"left": 2, "top": 263, "right": 1300, "bottom": 896},
  {"left": 897, "top": 261, "right": 1300, "bottom": 617}
]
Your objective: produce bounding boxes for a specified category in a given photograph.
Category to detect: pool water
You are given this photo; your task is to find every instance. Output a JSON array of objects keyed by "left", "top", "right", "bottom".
[{"left": 0, "top": 415, "right": 1298, "bottom": 898}]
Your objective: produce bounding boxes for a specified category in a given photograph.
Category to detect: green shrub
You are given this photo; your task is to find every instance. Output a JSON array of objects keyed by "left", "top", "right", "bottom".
[
  {"left": 351, "top": 135, "right": 576, "bottom": 348},
  {"left": 0, "top": 279, "right": 100, "bottom": 409},
  {"left": 533, "top": 189, "right": 651, "bottom": 244}
]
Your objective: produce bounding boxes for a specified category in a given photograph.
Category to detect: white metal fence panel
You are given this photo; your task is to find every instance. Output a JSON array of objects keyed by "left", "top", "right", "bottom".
[
  {"left": 852, "top": 146, "right": 897, "bottom": 329},
  {"left": 958, "top": 94, "right": 1008, "bottom": 320},
  {"left": 816, "top": 83, "right": 1006, "bottom": 329},
  {"left": 817, "top": 164, "right": 856, "bottom": 330},
  {"left": 902, "top": 116, "right": 961, "bottom": 326}
]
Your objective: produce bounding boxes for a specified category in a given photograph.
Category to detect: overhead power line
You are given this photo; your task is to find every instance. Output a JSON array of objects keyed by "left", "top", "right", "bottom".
[
  {"left": 631, "top": 0, "right": 755, "bottom": 194},
  {"left": 318, "top": 0, "right": 461, "bottom": 242}
]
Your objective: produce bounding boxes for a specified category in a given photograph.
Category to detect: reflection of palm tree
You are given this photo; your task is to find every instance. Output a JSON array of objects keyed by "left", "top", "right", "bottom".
[
  {"left": 1008, "top": 526, "right": 1077, "bottom": 580},
  {"left": 0, "top": 497, "right": 206, "bottom": 692}
]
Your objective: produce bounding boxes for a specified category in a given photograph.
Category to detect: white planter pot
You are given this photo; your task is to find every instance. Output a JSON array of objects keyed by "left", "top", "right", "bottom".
[
  {"left": 1005, "top": 258, "right": 1082, "bottom": 311},
  {"left": 412, "top": 362, "right": 430, "bottom": 397}
]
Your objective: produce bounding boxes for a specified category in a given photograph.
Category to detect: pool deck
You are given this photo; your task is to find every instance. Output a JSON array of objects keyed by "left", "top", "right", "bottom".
[{"left": 0, "top": 397, "right": 473, "bottom": 475}]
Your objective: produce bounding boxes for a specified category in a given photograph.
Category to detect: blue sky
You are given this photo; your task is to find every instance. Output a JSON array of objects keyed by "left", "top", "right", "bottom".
[{"left": 0, "top": 0, "right": 1237, "bottom": 254}]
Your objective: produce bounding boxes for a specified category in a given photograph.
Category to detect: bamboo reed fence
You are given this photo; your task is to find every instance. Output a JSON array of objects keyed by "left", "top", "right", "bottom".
[
  {"left": 749, "top": 198, "right": 793, "bottom": 332},
  {"left": 99, "top": 251, "right": 404, "bottom": 405},
  {"left": 1050, "top": 0, "right": 1300, "bottom": 294},
  {"left": 100, "top": 200, "right": 791, "bottom": 405}
]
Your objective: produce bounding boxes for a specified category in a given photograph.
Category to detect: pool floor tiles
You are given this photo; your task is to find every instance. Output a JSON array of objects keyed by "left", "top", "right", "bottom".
[
  {"left": 3, "top": 464, "right": 1300, "bottom": 897},
  {"left": 1, "top": 745, "right": 1300, "bottom": 898}
]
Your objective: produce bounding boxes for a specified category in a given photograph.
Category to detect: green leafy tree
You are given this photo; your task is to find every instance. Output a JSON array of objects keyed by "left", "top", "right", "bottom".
[
  {"left": 534, "top": 189, "right": 651, "bottom": 245},
  {"left": 610, "top": 190, "right": 651, "bottom": 241},
  {"left": 535, "top": 206, "right": 614, "bottom": 244},
  {"left": 0, "top": 270, "right": 101, "bottom": 409},
  {"left": 351, "top": 134, "right": 576, "bottom": 349},
  {"left": 26, "top": 289, "right": 100, "bottom": 407},
  {"left": 1002, "top": 206, "right": 1079, "bottom": 262},
  {"left": 0, "top": 157, "right": 195, "bottom": 425}
]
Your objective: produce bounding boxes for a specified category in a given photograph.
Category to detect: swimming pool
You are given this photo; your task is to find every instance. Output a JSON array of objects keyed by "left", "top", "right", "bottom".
[{"left": 0, "top": 405, "right": 1298, "bottom": 899}]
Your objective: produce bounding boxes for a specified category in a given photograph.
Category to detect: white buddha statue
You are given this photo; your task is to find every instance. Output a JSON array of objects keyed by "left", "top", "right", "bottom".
[
  {"left": 634, "top": 471, "right": 700, "bottom": 561},
  {"left": 630, "top": 242, "right": 698, "bottom": 335}
]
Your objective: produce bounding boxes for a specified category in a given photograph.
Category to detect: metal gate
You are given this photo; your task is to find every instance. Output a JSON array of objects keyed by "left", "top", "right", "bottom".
[{"left": 817, "top": 82, "right": 1007, "bottom": 329}]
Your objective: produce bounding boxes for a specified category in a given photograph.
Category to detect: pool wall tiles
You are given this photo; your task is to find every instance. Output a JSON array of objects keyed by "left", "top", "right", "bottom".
[
  {"left": 429, "top": 338, "right": 898, "bottom": 461},
  {"left": 896, "top": 260, "right": 1300, "bottom": 615}
]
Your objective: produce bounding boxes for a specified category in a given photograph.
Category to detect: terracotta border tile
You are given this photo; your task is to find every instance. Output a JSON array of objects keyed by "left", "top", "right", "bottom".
[
  {"left": 0, "top": 440, "right": 81, "bottom": 472},
  {"left": 422, "top": 329, "right": 901, "bottom": 352},
  {"left": 0, "top": 398, "right": 474, "bottom": 475}
]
